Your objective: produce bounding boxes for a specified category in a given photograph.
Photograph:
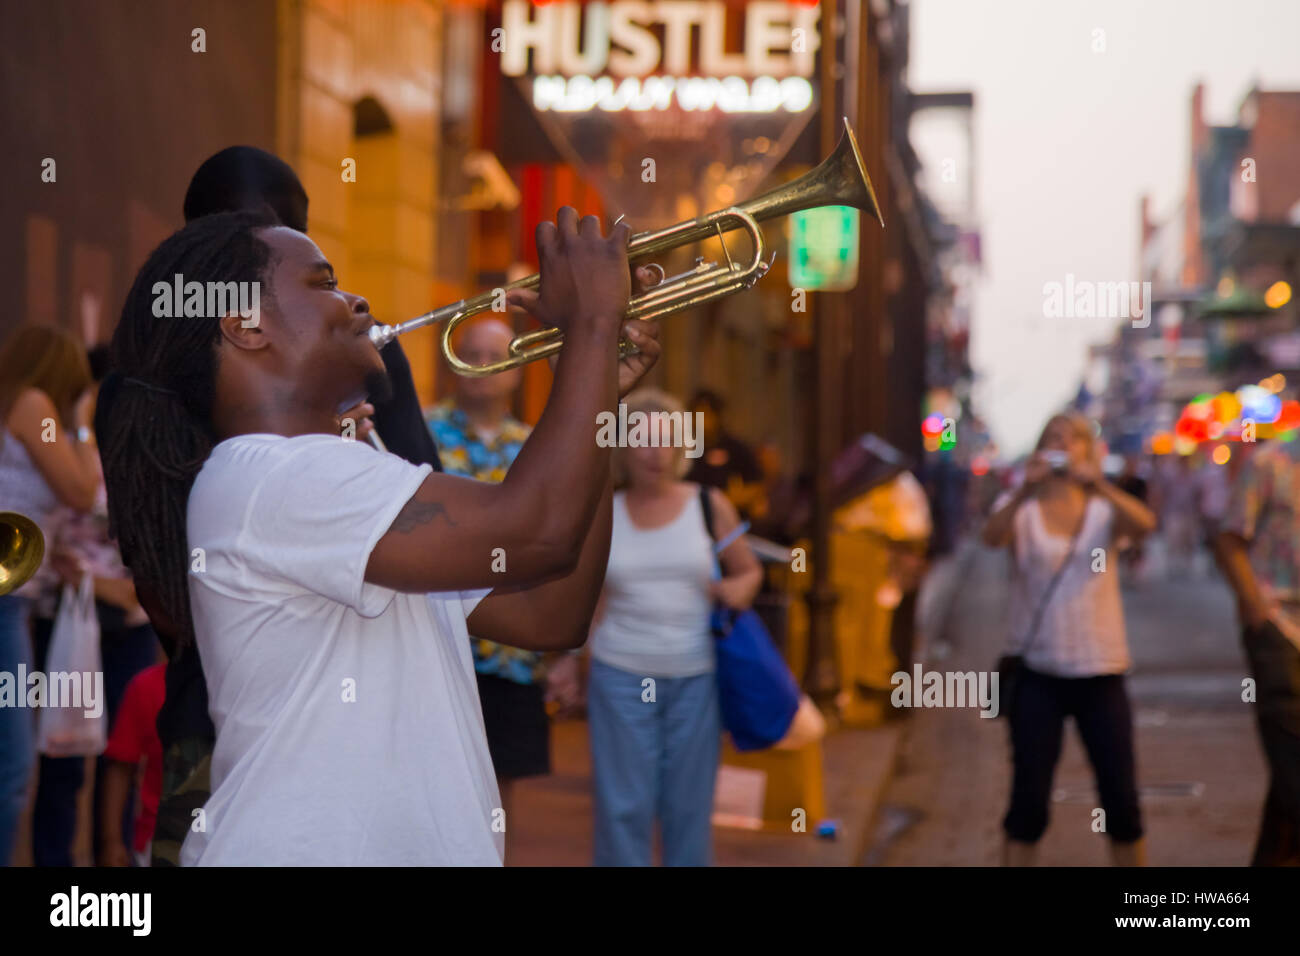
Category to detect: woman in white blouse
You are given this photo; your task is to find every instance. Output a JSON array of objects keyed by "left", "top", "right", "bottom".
[
  {"left": 586, "top": 388, "right": 762, "bottom": 866},
  {"left": 983, "top": 412, "right": 1156, "bottom": 866}
]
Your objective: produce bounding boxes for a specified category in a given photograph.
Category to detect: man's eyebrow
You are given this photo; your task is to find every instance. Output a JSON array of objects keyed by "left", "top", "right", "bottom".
[{"left": 306, "top": 259, "right": 335, "bottom": 278}]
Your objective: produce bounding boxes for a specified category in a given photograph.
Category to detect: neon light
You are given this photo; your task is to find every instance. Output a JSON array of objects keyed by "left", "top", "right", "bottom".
[
  {"left": 500, "top": 1, "right": 820, "bottom": 79},
  {"left": 530, "top": 74, "right": 813, "bottom": 113},
  {"left": 1265, "top": 281, "right": 1292, "bottom": 309}
]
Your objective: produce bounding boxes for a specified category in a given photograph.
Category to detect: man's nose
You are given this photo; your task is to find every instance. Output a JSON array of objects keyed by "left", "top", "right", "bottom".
[{"left": 343, "top": 290, "right": 370, "bottom": 315}]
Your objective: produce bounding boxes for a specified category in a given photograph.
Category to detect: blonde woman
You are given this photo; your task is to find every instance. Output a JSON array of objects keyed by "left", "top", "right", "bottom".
[
  {"left": 0, "top": 325, "right": 99, "bottom": 865},
  {"left": 983, "top": 412, "right": 1156, "bottom": 866},
  {"left": 587, "top": 388, "right": 762, "bottom": 866}
]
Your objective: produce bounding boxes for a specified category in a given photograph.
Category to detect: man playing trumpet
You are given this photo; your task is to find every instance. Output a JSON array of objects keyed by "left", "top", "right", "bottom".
[{"left": 100, "top": 206, "right": 658, "bottom": 865}]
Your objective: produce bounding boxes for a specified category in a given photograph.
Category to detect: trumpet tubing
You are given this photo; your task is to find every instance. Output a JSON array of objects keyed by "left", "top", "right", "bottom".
[
  {"left": 368, "top": 117, "right": 883, "bottom": 376},
  {"left": 0, "top": 512, "right": 44, "bottom": 597}
]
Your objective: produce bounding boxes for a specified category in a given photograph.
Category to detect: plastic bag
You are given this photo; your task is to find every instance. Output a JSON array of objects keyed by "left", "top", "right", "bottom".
[{"left": 36, "top": 573, "right": 106, "bottom": 756}]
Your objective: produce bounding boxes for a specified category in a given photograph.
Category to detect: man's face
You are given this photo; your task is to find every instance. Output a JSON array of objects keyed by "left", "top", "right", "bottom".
[
  {"left": 255, "top": 226, "right": 387, "bottom": 411},
  {"left": 693, "top": 402, "right": 720, "bottom": 439},
  {"left": 454, "top": 320, "right": 522, "bottom": 404}
]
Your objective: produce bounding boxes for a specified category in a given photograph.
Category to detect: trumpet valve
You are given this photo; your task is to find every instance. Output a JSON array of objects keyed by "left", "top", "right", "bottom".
[{"left": 658, "top": 257, "right": 715, "bottom": 287}]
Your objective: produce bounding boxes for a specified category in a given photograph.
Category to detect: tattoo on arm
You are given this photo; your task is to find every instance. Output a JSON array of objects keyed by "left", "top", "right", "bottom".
[{"left": 391, "top": 497, "right": 456, "bottom": 533}]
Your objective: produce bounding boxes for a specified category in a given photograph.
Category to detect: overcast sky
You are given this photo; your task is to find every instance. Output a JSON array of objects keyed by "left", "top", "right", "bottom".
[{"left": 907, "top": 0, "right": 1300, "bottom": 456}]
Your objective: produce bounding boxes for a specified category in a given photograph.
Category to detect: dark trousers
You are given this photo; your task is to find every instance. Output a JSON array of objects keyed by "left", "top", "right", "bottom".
[
  {"left": 1241, "top": 620, "right": 1300, "bottom": 866},
  {"left": 1004, "top": 667, "right": 1143, "bottom": 844},
  {"left": 31, "top": 613, "right": 159, "bottom": 866}
]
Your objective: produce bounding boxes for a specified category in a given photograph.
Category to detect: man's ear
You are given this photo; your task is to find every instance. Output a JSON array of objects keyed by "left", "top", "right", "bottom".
[{"left": 219, "top": 311, "right": 269, "bottom": 352}]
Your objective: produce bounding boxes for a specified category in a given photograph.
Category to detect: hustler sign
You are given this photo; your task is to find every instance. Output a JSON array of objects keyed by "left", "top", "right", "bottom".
[{"left": 498, "top": 1, "right": 820, "bottom": 113}]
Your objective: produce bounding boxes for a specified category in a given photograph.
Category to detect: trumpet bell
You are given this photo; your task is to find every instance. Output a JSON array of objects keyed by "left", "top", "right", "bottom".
[
  {"left": 0, "top": 512, "right": 45, "bottom": 597},
  {"left": 740, "top": 116, "right": 884, "bottom": 229}
]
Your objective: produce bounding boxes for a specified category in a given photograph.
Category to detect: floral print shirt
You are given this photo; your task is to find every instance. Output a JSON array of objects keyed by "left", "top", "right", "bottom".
[{"left": 426, "top": 400, "right": 542, "bottom": 685}]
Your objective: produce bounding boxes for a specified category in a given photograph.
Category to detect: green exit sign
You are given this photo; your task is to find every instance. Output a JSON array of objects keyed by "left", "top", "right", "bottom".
[{"left": 788, "top": 206, "right": 860, "bottom": 291}]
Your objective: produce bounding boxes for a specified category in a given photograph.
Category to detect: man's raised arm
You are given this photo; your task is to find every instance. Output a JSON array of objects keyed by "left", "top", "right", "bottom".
[{"left": 365, "top": 208, "right": 629, "bottom": 593}]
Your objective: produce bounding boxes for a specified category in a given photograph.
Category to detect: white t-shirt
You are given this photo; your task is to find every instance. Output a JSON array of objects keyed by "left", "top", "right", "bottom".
[{"left": 179, "top": 433, "right": 501, "bottom": 866}]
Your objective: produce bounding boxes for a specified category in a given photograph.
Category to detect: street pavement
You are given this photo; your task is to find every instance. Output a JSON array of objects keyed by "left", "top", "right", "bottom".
[
  {"left": 509, "top": 716, "right": 901, "bottom": 866},
  {"left": 868, "top": 537, "right": 1267, "bottom": 866}
]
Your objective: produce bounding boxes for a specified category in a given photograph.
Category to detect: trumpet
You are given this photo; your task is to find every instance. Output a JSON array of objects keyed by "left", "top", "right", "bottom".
[
  {"left": 368, "top": 117, "right": 884, "bottom": 376},
  {"left": 0, "top": 512, "right": 44, "bottom": 597}
]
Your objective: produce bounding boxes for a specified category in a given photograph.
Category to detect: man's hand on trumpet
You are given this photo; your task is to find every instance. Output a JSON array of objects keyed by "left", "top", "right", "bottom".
[
  {"left": 613, "top": 264, "right": 665, "bottom": 395},
  {"left": 508, "top": 255, "right": 664, "bottom": 398},
  {"left": 610, "top": 315, "right": 661, "bottom": 397}
]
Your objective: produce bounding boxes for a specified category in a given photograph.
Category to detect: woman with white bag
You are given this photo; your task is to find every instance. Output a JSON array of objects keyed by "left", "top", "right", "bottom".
[
  {"left": 29, "top": 344, "right": 160, "bottom": 867},
  {"left": 0, "top": 325, "right": 99, "bottom": 866}
]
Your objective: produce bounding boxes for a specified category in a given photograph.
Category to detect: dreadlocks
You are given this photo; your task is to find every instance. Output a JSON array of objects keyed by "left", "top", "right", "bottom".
[{"left": 100, "top": 210, "right": 276, "bottom": 646}]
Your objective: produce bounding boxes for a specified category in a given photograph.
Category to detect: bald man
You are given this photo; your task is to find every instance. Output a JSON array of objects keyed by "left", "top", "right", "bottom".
[
  {"left": 428, "top": 265, "right": 660, "bottom": 861},
  {"left": 426, "top": 318, "right": 545, "bottom": 860}
]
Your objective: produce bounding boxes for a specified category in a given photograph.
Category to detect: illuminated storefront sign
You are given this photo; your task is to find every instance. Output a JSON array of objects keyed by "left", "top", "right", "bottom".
[
  {"left": 531, "top": 73, "right": 812, "bottom": 112},
  {"left": 789, "top": 206, "right": 860, "bottom": 291},
  {"left": 500, "top": 0, "right": 819, "bottom": 113}
]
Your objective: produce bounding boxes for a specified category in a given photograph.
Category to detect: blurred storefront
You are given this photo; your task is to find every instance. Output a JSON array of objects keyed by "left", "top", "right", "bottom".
[
  {"left": 3, "top": 0, "right": 280, "bottom": 342},
  {"left": 426, "top": 0, "right": 980, "bottom": 711},
  {"left": 276, "top": 0, "right": 448, "bottom": 400},
  {"left": 1100, "top": 82, "right": 1300, "bottom": 463},
  {"left": 3, "top": 0, "right": 449, "bottom": 390},
  {"left": 442, "top": 0, "right": 828, "bottom": 445},
  {"left": 4, "top": 0, "right": 979, "bottom": 715}
]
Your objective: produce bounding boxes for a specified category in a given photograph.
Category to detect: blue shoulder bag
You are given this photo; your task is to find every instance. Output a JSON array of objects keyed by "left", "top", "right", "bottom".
[{"left": 700, "top": 486, "right": 801, "bottom": 751}]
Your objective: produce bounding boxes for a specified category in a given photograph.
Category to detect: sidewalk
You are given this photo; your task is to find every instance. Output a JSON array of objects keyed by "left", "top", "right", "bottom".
[
  {"left": 873, "top": 539, "right": 1263, "bottom": 865},
  {"left": 509, "top": 718, "right": 903, "bottom": 866}
]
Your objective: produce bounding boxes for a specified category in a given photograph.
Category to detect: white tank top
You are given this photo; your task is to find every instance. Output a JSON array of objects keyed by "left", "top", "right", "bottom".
[
  {"left": 1007, "top": 496, "right": 1130, "bottom": 677},
  {"left": 590, "top": 487, "right": 716, "bottom": 678}
]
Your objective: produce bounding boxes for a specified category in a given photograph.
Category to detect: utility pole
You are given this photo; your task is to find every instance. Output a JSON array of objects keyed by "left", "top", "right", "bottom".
[{"left": 804, "top": 0, "right": 847, "bottom": 706}]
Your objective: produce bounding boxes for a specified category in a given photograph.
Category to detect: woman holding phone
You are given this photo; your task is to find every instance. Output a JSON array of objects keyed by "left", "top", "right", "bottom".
[{"left": 982, "top": 412, "right": 1156, "bottom": 866}]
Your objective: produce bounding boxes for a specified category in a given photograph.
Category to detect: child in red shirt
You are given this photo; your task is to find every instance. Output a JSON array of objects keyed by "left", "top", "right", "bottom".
[{"left": 100, "top": 663, "right": 165, "bottom": 866}]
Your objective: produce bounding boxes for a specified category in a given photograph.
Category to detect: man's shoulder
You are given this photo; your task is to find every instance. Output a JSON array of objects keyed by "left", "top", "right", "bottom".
[
  {"left": 193, "top": 434, "right": 392, "bottom": 513},
  {"left": 199, "top": 433, "right": 354, "bottom": 478}
]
